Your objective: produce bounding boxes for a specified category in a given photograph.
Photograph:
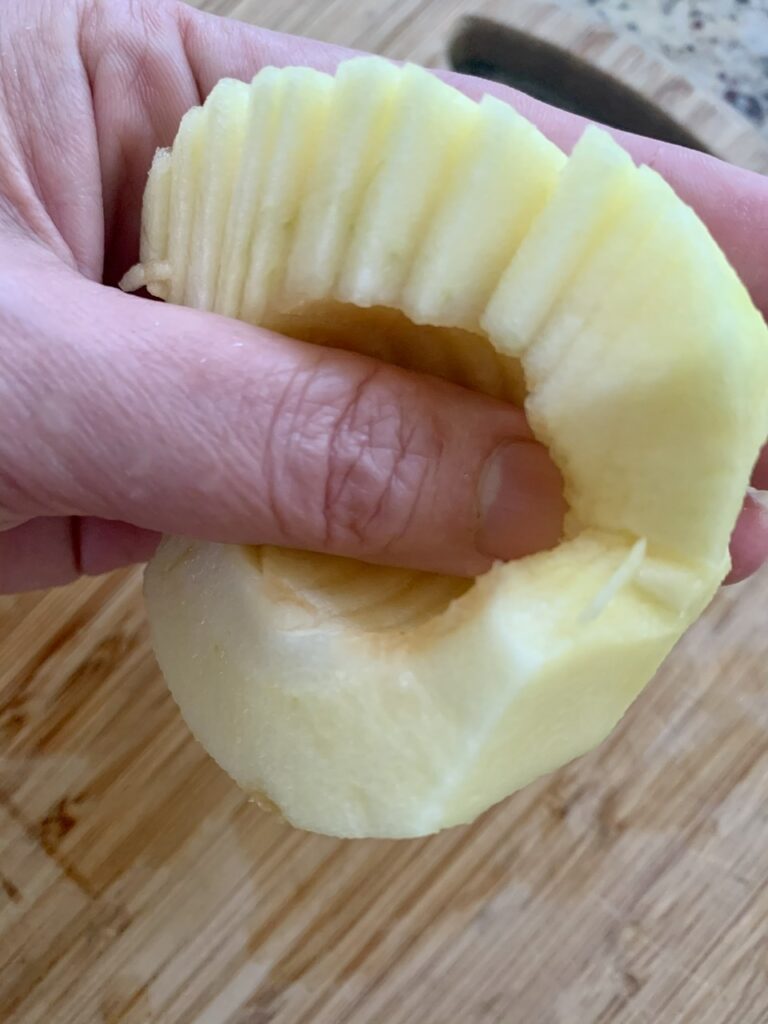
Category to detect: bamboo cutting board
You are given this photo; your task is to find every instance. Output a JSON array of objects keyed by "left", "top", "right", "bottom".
[{"left": 2, "top": 3, "right": 768, "bottom": 1022}]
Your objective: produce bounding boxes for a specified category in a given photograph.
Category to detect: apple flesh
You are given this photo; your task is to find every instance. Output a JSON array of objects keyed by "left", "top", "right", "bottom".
[{"left": 122, "top": 59, "right": 768, "bottom": 838}]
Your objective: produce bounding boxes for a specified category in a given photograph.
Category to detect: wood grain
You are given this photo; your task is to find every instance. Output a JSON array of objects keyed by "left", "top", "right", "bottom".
[{"left": 2, "top": 2, "right": 768, "bottom": 1022}]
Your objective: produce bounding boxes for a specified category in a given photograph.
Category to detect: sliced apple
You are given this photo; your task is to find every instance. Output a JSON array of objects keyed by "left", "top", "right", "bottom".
[
  {"left": 282, "top": 57, "right": 404, "bottom": 310},
  {"left": 403, "top": 93, "right": 566, "bottom": 332},
  {"left": 335, "top": 63, "right": 478, "bottom": 310},
  {"left": 121, "top": 58, "right": 768, "bottom": 838}
]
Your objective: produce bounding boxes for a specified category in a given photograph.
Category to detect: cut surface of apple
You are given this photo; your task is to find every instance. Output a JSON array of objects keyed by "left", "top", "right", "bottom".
[{"left": 121, "top": 58, "right": 768, "bottom": 838}]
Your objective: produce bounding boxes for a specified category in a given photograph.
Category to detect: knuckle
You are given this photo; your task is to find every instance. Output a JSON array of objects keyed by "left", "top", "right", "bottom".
[
  {"left": 268, "top": 360, "right": 443, "bottom": 556},
  {"left": 320, "top": 367, "right": 442, "bottom": 555}
]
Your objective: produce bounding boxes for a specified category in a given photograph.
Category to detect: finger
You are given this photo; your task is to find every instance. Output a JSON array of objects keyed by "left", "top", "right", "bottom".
[
  {"left": 0, "top": 517, "right": 160, "bottom": 594},
  {"left": 0, "top": 268, "right": 564, "bottom": 579},
  {"left": 752, "top": 444, "right": 768, "bottom": 490},
  {"left": 726, "top": 493, "right": 768, "bottom": 585}
]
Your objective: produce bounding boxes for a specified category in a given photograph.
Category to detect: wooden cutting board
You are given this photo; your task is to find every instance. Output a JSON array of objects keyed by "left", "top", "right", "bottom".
[{"left": 2, "top": 3, "right": 767, "bottom": 1022}]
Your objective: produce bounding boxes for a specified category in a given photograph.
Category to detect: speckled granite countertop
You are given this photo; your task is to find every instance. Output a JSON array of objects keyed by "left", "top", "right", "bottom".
[{"left": 572, "top": 0, "right": 768, "bottom": 135}]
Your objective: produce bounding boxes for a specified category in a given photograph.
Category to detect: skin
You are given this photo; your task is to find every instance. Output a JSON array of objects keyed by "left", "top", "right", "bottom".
[{"left": 0, "top": 0, "right": 766, "bottom": 594}]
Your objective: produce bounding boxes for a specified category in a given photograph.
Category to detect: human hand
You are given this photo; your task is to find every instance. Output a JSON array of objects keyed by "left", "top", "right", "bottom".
[{"left": 0, "top": 0, "right": 765, "bottom": 593}]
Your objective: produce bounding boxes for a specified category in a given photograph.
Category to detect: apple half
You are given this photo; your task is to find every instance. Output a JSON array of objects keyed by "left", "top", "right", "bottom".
[{"left": 121, "top": 58, "right": 768, "bottom": 838}]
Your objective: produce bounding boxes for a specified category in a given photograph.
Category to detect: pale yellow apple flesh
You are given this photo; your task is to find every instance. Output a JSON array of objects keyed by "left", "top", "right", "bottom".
[{"left": 121, "top": 58, "right": 768, "bottom": 838}]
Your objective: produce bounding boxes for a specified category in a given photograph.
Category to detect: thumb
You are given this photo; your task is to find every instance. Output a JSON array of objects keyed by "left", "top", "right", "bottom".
[{"left": 2, "top": 268, "right": 565, "bottom": 577}]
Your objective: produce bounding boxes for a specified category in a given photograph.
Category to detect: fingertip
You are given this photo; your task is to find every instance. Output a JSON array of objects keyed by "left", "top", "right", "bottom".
[
  {"left": 726, "top": 493, "right": 768, "bottom": 585},
  {"left": 751, "top": 445, "right": 768, "bottom": 490},
  {"left": 0, "top": 518, "right": 77, "bottom": 593},
  {"left": 0, "top": 518, "right": 161, "bottom": 595},
  {"left": 78, "top": 518, "right": 161, "bottom": 576},
  {"left": 476, "top": 440, "right": 566, "bottom": 565}
]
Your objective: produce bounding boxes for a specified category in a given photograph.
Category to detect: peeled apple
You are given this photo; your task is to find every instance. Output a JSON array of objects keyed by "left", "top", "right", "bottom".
[{"left": 121, "top": 58, "right": 768, "bottom": 839}]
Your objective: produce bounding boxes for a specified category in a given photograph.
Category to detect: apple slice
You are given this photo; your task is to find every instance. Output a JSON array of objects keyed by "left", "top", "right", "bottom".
[
  {"left": 238, "top": 68, "right": 334, "bottom": 324},
  {"left": 186, "top": 79, "right": 250, "bottom": 313},
  {"left": 282, "top": 57, "right": 403, "bottom": 310},
  {"left": 335, "top": 63, "right": 477, "bottom": 309},
  {"left": 120, "top": 147, "right": 173, "bottom": 299},
  {"left": 403, "top": 93, "right": 565, "bottom": 332},
  {"left": 214, "top": 68, "right": 285, "bottom": 318},
  {"left": 168, "top": 106, "right": 213, "bottom": 307},
  {"left": 483, "top": 125, "right": 636, "bottom": 352}
]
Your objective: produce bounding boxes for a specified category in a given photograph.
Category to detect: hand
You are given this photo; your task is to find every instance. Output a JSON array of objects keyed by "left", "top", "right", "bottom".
[{"left": 0, "top": 0, "right": 765, "bottom": 593}]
